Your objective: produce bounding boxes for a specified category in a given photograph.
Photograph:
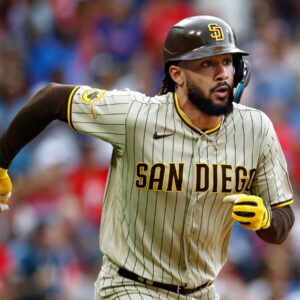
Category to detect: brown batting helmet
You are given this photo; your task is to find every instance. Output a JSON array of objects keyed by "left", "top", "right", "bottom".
[
  {"left": 161, "top": 15, "right": 250, "bottom": 102},
  {"left": 163, "top": 15, "right": 248, "bottom": 63}
]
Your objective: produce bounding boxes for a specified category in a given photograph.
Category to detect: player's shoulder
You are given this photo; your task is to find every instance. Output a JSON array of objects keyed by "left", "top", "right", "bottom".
[
  {"left": 232, "top": 103, "right": 276, "bottom": 137},
  {"left": 106, "top": 88, "right": 149, "bottom": 103},
  {"left": 72, "top": 85, "right": 173, "bottom": 113},
  {"left": 233, "top": 102, "right": 273, "bottom": 124},
  {"left": 106, "top": 89, "right": 172, "bottom": 105},
  {"left": 72, "top": 85, "right": 148, "bottom": 104}
]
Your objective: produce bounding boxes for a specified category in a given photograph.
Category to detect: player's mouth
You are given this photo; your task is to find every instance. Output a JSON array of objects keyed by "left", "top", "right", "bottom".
[{"left": 211, "top": 84, "right": 230, "bottom": 100}]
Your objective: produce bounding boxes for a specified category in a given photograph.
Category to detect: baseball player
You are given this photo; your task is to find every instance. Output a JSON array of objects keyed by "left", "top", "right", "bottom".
[{"left": 0, "top": 16, "right": 295, "bottom": 300}]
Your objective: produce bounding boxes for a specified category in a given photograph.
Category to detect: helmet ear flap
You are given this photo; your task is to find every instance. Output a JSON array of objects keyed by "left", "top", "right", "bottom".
[
  {"left": 233, "top": 56, "right": 244, "bottom": 87},
  {"left": 233, "top": 58, "right": 251, "bottom": 103}
]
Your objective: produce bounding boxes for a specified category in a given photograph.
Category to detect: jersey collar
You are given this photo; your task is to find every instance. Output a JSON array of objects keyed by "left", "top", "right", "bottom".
[{"left": 173, "top": 93, "right": 222, "bottom": 135}]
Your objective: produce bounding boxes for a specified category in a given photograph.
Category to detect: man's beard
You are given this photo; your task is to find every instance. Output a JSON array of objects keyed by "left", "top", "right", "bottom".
[{"left": 187, "top": 80, "right": 234, "bottom": 116}]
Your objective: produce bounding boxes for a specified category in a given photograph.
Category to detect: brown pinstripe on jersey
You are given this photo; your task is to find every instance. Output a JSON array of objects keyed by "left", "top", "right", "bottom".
[{"left": 69, "top": 85, "right": 293, "bottom": 289}]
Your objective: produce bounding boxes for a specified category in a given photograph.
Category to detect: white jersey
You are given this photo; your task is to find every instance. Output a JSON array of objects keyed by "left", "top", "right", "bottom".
[{"left": 68, "top": 86, "right": 293, "bottom": 288}]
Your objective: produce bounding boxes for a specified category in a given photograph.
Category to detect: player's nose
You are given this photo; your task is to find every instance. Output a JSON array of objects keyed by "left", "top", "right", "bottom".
[{"left": 214, "top": 62, "right": 230, "bottom": 82}]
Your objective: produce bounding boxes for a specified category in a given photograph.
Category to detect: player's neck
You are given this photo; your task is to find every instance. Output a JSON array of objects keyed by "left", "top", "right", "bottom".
[{"left": 175, "top": 92, "right": 223, "bottom": 132}]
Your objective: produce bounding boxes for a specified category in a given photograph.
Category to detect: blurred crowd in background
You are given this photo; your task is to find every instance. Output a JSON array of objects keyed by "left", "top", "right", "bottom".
[{"left": 1, "top": 0, "right": 300, "bottom": 299}]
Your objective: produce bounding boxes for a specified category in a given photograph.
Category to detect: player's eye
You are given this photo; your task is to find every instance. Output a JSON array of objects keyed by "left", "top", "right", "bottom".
[
  {"left": 223, "top": 57, "right": 233, "bottom": 66},
  {"left": 201, "top": 60, "right": 213, "bottom": 68}
]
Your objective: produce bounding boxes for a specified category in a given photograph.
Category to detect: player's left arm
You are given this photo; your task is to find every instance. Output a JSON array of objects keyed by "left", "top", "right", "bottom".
[
  {"left": 223, "top": 194, "right": 294, "bottom": 244},
  {"left": 256, "top": 204, "right": 294, "bottom": 244},
  {"left": 224, "top": 113, "right": 295, "bottom": 244}
]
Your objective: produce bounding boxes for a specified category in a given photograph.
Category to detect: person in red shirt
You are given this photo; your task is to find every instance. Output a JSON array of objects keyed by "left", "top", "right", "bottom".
[{"left": 67, "top": 138, "right": 109, "bottom": 227}]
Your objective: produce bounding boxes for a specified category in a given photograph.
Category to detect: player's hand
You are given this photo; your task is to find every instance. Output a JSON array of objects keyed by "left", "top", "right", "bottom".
[
  {"left": 223, "top": 194, "right": 271, "bottom": 231},
  {"left": 0, "top": 168, "right": 12, "bottom": 212}
]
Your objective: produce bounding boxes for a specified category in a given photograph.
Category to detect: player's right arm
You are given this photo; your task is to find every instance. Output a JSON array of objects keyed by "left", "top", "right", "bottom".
[{"left": 0, "top": 83, "right": 75, "bottom": 210}]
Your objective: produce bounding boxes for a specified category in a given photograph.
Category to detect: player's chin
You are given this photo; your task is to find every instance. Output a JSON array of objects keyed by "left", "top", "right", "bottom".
[{"left": 211, "top": 95, "right": 229, "bottom": 106}]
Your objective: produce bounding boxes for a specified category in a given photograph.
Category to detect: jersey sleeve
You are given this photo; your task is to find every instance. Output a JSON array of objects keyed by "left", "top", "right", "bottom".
[
  {"left": 250, "top": 114, "right": 293, "bottom": 207},
  {"left": 68, "top": 85, "right": 137, "bottom": 153}
]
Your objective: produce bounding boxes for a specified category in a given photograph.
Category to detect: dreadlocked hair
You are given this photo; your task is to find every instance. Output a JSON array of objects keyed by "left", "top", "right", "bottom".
[
  {"left": 159, "top": 74, "right": 176, "bottom": 95},
  {"left": 159, "top": 61, "right": 179, "bottom": 95}
]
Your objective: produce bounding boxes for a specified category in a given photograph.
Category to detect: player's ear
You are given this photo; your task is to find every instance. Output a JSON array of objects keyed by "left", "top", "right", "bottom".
[{"left": 169, "top": 65, "right": 184, "bottom": 87}]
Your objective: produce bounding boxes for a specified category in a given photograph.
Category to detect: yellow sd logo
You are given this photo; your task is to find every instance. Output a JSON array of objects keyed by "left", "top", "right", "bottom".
[
  {"left": 208, "top": 23, "right": 224, "bottom": 42},
  {"left": 82, "top": 88, "right": 106, "bottom": 119}
]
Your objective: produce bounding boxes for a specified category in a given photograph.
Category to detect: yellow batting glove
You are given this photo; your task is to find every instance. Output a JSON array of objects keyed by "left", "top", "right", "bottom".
[
  {"left": 223, "top": 194, "right": 271, "bottom": 231},
  {"left": 0, "top": 168, "right": 12, "bottom": 212}
]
